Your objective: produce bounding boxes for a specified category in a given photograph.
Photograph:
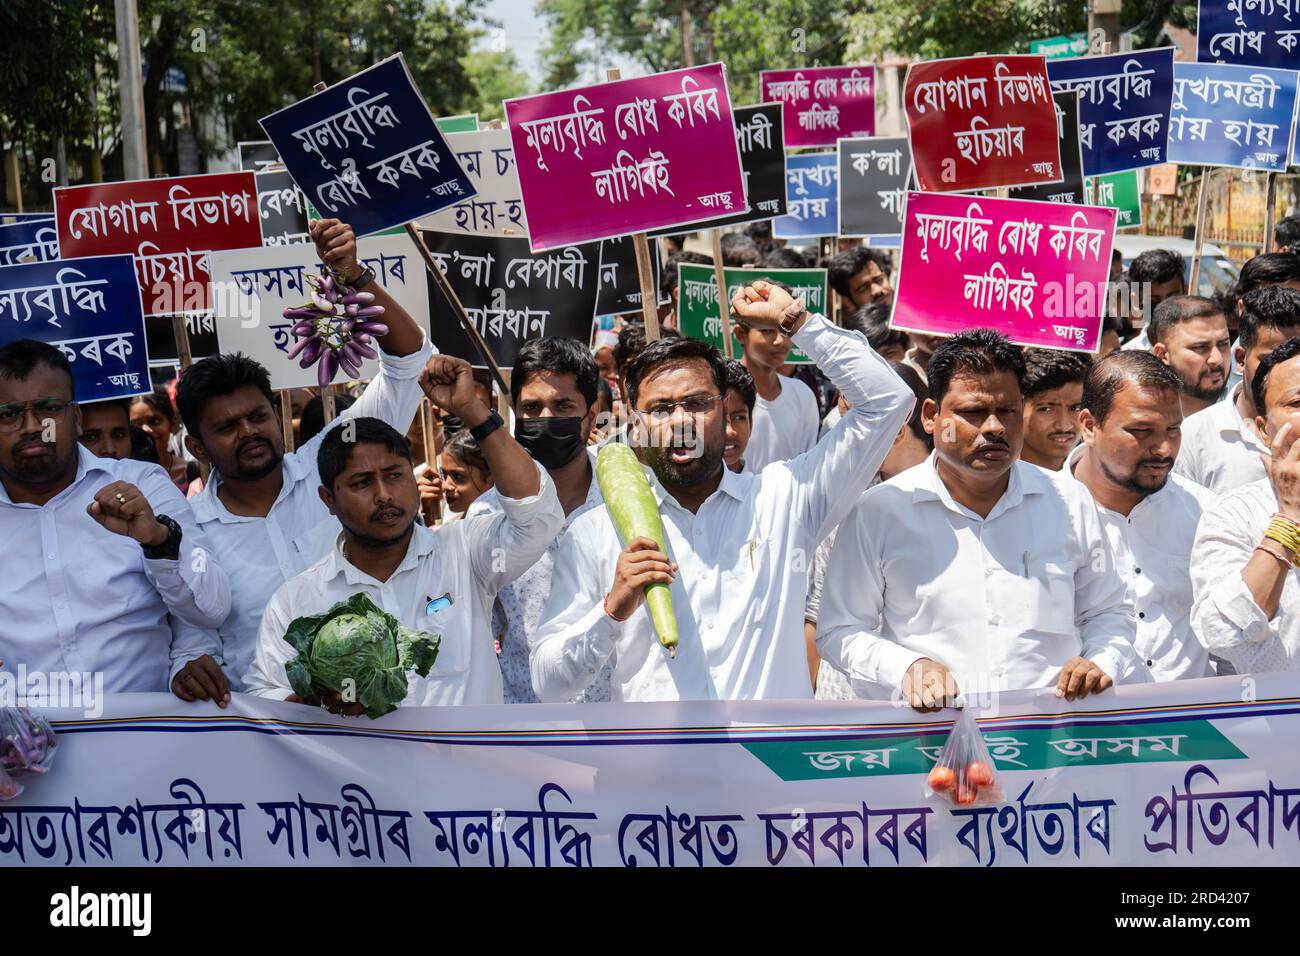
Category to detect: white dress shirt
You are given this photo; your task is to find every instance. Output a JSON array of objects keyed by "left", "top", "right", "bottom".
[
  {"left": 1190, "top": 477, "right": 1300, "bottom": 672},
  {"left": 473, "top": 450, "right": 612, "bottom": 703},
  {"left": 817, "top": 455, "right": 1145, "bottom": 698},
  {"left": 1063, "top": 445, "right": 1216, "bottom": 680},
  {"left": 0, "top": 446, "right": 230, "bottom": 692},
  {"left": 530, "top": 314, "right": 915, "bottom": 702},
  {"left": 243, "top": 463, "right": 564, "bottom": 706},
  {"left": 745, "top": 372, "right": 820, "bottom": 469},
  {"left": 1173, "top": 383, "right": 1268, "bottom": 494},
  {"left": 191, "top": 337, "right": 433, "bottom": 688}
]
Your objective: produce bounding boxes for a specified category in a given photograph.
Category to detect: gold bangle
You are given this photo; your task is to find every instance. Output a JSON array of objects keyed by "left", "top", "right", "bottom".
[{"left": 1263, "top": 521, "right": 1300, "bottom": 567}]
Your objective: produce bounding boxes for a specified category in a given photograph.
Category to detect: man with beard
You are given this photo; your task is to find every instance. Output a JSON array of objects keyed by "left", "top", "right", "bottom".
[
  {"left": 1149, "top": 295, "right": 1232, "bottom": 415},
  {"left": 1191, "top": 337, "right": 1300, "bottom": 673},
  {"left": 1019, "top": 349, "right": 1090, "bottom": 472},
  {"left": 469, "top": 338, "right": 613, "bottom": 703},
  {"left": 1176, "top": 286, "right": 1300, "bottom": 493},
  {"left": 176, "top": 217, "right": 433, "bottom": 688},
  {"left": 1067, "top": 352, "right": 1215, "bottom": 680},
  {"left": 243, "top": 357, "right": 563, "bottom": 708},
  {"left": 0, "top": 340, "right": 230, "bottom": 698},
  {"left": 530, "top": 280, "right": 914, "bottom": 702},
  {"left": 818, "top": 330, "right": 1142, "bottom": 708}
]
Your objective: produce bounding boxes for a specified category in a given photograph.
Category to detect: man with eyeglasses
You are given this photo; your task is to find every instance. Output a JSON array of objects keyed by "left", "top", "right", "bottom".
[
  {"left": 531, "top": 280, "right": 914, "bottom": 702},
  {"left": 0, "top": 339, "right": 231, "bottom": 697}
]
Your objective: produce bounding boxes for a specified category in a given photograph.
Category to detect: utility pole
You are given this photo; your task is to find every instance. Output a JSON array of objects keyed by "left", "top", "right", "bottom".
[
  {"left": 1088, "top": 0, "right": 1123, "bottom": 54},
  {"left": 115, "top": 0, "right": 149, "bottom": 180},
  {"left": 680, "top": 4, "right": 695, "bottom": 68}
]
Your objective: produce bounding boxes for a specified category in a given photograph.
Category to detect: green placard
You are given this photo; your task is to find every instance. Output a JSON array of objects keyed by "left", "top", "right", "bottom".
[
  {"left": 436, "top": 113, "right": 479, "bottom": 133},
  {"left": 744, "top": 719, "right": 1245, "bottom": 782},
  {"left": 676, "top": 263, "right": 823, "bottom": 364},
  {"left": 1087, "top": 170, "right": 1143, "bottom": 230},
  {"left": 1030, "top": 33, "right": 1088, "bottom": 59}
]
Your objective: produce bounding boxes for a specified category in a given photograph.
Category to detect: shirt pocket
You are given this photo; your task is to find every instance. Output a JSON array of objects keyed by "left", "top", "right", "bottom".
[
  {"left": 1003, "top": 561, "right": 1076, "bottom": 636},
  {"left": 413, "top": 600, "right": 470, "bottom": 679}
]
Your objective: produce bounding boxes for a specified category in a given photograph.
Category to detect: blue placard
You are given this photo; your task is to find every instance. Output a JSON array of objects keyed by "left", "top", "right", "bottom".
[
  {"left": 259, "top": 54, "right": 476, "bottom": 237},
  {"left": 0, "top": 219, "right": 60, "bottom": 265},
  {"left": 0, "top": 254, "right": 151, "bottom": 401},
  {"left": 1048, "top": 49, "right": 1176, "bottom": 177},
  {"left": 1197, "top": 0, "right": 1300, "bottom": 69},
  {"left": 772, "top": 153, "right": 838, "bottom": 239},
  {"left": 1169, "top": 63, "right": 1300, "bottom": 171}
]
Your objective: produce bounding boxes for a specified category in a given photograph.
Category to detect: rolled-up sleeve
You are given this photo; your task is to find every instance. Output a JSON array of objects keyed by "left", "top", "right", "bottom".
[
  {"left": 1190, "top": 485, "right": 1296, "bottom": 672},
  {"left": 167, "top": 620, "right": 224, "bottom": 688},
  {"left": 530, "top": 514, "right": 622, "bottom": 702},
  {"left": 136, "top": 467, "right": 231, "bottom": 628}
]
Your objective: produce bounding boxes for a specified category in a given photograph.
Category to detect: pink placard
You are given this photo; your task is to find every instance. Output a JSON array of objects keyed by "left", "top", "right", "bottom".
[
  {"left": 504, "top": 64, "right": 747, "bottom": 252},
  {"left": 759, "top": 66, "right": 876, "bottom": 148},
  {"left": 54, "top": 172, "right": 263, "bottom": 315},
  {"left": 903, "top": 55, "right": 1062, "bottom": 193},
  {"left": 891, "top": 192, "right": 1118, "bottom": 353}
]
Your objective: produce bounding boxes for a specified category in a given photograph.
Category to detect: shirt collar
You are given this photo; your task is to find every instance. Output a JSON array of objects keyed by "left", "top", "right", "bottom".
[
  {"left": 191, "top": 449, "right": 306, "bottom": 524},
  {"left": 325, "top": 523, "right": 434, "bottom": 587},
  {"left": 1063, "top": 442, "right": 1172, "bottom": 516},
  {"left": 908, "top": 451, "right": 1045, "bottom": 519},
  {"left": 646, "top": 457, "right": 746, "bottom": 512}
]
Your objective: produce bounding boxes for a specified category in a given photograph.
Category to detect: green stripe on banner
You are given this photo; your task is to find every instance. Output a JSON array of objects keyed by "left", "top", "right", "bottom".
[{"left": 743, "top": 719, "right": 1246, "bottom": 781}]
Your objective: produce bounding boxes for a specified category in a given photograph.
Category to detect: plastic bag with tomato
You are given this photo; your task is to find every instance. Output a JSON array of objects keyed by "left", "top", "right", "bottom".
[{"left": 925, "top": 705, "right": 1003, "bottom": 806}]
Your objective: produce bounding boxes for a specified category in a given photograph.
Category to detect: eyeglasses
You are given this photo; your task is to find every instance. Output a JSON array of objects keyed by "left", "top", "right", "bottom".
[
  {"left": 638, "top": 393, "right": 724, "bottom": 423},
  {"left": 0, "top": 398, "right": 70, "bottom": 432}
]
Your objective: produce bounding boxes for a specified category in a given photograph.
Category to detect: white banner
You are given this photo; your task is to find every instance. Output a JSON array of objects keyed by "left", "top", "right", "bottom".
[
  {"left": 208, "top": 234, "right": 430, "bottom": 390},
  {"left": 3, "top": 674, "right": 1299, "bottom": 867},
  {"left": 418, "top": 129, "right": 528, "bottom": 238}
]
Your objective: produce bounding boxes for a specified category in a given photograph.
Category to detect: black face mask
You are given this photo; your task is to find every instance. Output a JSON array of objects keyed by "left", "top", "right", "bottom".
[{"left": 514, "top": 415, "right": 587, "bottom": 471}]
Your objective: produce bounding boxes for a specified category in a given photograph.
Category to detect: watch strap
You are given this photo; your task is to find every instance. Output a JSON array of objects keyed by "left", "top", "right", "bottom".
[
  {"left": 142, "top": 514, "right": 183, "bottom": 560},
  {"left": 469, "top": 409, "right": 505, "bottom": 444}
]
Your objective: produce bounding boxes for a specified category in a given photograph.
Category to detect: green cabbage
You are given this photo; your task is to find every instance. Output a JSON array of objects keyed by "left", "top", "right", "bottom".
[{"left": 283, "top": 593, "right": 440, "bottom": 719}]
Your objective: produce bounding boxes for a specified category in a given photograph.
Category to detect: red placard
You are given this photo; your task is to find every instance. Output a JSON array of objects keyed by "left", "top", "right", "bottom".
[
  {"left": 903, "top": 55, "right": 1062, "bottom": 193},
  {"left": 54, "top": 172, "right": 262, "bottom": 315}
]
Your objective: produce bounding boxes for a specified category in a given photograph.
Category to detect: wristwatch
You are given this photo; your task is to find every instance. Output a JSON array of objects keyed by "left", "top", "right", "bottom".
[
  {"left": 469, "top": 409, "right": 505, "bottom": 444},
  {"left": 779, "top": 306, "right": 808, "bottom": 337},
  {"left": 142, "top": 514, "right": 183, "bottom": 560},
  {"left": 346, "top": 264, "right": 376, "bottom": 290}
]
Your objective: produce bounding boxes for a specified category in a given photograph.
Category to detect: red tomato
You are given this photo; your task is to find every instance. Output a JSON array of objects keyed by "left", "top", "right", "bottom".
[
  {"left": 966, "top": 761, "right": 995, "bottom": 788},
  {"left": 928, "top": 765, "right": 956, "bottom": 792},
  {"left": 953, "top": 787, "right": 978, "bottom": 806}
]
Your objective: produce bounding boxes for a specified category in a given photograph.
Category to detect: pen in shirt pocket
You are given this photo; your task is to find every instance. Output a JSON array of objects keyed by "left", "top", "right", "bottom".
[{"left": 1022, "top": 551, "right": 1030, "bottom": 578}]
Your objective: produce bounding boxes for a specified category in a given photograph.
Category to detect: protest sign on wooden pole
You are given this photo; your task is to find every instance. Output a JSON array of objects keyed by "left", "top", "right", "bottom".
[
  {"left": 278, "top": 391, "right": 295, "bottom": 452},
  {"left": 1188, "top": 170, "right": 1211, "bottom": 295},
  {"left": 170, "top": 315, "right": 194, "bottom": 371},
  {"left": 420, "top": 398, "right": 442, "bottom": 526},
  {"left": 1265, "top": 172, "right": 1278, "bottom": 253},
  {"left": 604, "top": 67, "right": 663, "bottom": 343},
  {"left": 708, "top": 229, "right": 734, "bottom": 359},
  {"left": 321, "top": 385, "right": 337, "bottom": 424}
]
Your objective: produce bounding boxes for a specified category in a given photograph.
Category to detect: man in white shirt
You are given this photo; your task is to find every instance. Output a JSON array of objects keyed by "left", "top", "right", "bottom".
[
  {"left": 734, "top": 281, "right": 820, "bottom": 469},
  {"left": 1149, "top": 295, "right": 1232, "bottom": 416},
  {"left": 818, "top": 329, "right": 1143, "bottom": 709},
  {"left": 244, "top": 357, "right": 564, "bottom": 709},
  {"left": 1176, "top": 286, "right": 1300, "bottom": 494},
  {"left": 1191, "top": 336, "right": 1300, "bottom": 672},
  {"left": 176, "top": 218, "right": 433, "bottom": 688},
  {"left": 531, "top": 280, "right": 914, "bottom": 702},
  {"left": 0, "top": 340, "right": 230, "bottom": 696},
  {"left": 1067, "top": 351, "right": 1215, "bottom": 680},
  {"left": 473, "top": 337, "right": 612, "bottom": 703}
]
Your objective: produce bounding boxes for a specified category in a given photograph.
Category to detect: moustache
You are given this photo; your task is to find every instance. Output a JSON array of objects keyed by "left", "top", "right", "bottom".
[
  {"left": 237, "top": 437, "right": 272, "bottom": 456},
  {"left": 370, "top": 505, "right": 406, "bottom": 522},
  {"left": 1138, "top": 458, "right": 1175, "bottom": 468}
]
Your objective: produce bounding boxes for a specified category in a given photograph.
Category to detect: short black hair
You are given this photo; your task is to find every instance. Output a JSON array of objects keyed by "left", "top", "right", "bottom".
[
  {"left": 1277, "top": 216, "right": 1300, "bottom": 254},
  {"left": 317, "top": 416, "right": 411, "bottom": 489},
  {"left": 625, "top": 335, "right": 727, "bottom": 409},
  {"left": 129, "top": 424, "right": 159, "bottom": 463},
  {"left": 177, "top": 353, "right": 274, "bottom": 437},
  {"left": 827, "top": 247, "right": 892, "bottom": 298},
  {"left": 843, "top": 302, "right": 908, "bottom": 354},
  {"left": 0, "top": 339, "right": 75, "bottom": 399},
  {"left": 511, "top": 337, "right": 599, "bottom": 414},
  {"left": 1240, "top": 286, "right": 1300, "bottom": 352},
  {"left": 1021, "top": 348, "right": 1092, "bottom": 399},
  {"left": 721, "top": 356, "right": 756, "bottom": 414},
  {"left": 890, "top": 361, "right": 932, "bottom": 450},
  {"left": 661, "top": 251, "right": 713, "bottom": 303},
  {"left": 1129, "top": 248, "right": 1185, "bottom": 287},
  {"left": 1147, "top": 295, "right": 1224, "bottom": 345},
  {"left": 1237, "top": 252, "right": 1300, "bottom": 297},
  {"left": 444, "top": 427, "right": 490, "bottom": 477},
  {"left": 760, "top": 246, "right": 811, "bottom": 269},
  {"left": 1253, "top": 336, "right": 1300, "bottom": 415},
  {"left": 926, "top": 329, "right": 1026, "bottom": 404},
  {"left": 1082, "top": 351, "right": 1183, "bottom": 424},
  {"left": 300, "top": 392, "right": 357, "bottom": 446},
  {"left": 720, "top": 233, "right": 761, "bottom": 268}
]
